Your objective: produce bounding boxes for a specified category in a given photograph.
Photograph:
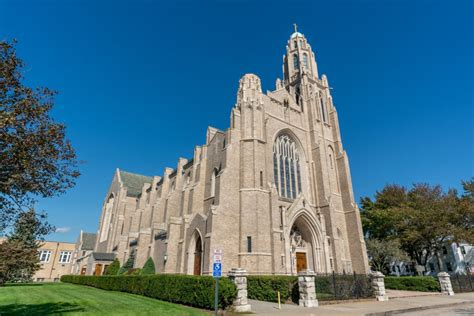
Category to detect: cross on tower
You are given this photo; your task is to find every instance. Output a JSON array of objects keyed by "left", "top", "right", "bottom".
[{"left": 293, "top": 23, "right": 298, "bottom": 33}]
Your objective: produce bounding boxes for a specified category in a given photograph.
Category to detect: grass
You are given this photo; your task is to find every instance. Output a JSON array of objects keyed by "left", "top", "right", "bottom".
[{"left": 0, "top": 282, "right": 210, "bottom": 315}]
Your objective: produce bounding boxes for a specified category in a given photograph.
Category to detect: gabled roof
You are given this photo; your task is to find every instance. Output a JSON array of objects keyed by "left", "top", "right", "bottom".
[
  {"left": 81, "top": 232, "right": 96, "bottom": 250},
  {"left": 92, "top": 252, "right": 115, "bottom": 261},
  {"left": 118, "top": 170, "right": 153, "bottom": 197}
]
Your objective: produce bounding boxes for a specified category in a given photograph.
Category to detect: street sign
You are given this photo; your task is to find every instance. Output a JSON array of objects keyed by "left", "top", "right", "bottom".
[
  {"left": 212, "top": 262, "right": 222, "bottom": 278},
  {"left": 213, "top": 254, "right": 222, "bottom": 263}
]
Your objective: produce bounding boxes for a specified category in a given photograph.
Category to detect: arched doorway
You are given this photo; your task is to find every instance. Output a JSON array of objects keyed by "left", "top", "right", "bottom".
[
  {"left": 287, "top": 210, "right": 328, "bottom": 274},
  {"left": 187, "top": 230, "right": 203, "bottom": 275},
  {"left": 290, "top": 217, "right": 315, "bottom": 273}
]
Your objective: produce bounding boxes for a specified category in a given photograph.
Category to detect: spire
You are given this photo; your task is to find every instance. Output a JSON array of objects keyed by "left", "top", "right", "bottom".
[{"left": 293, "top": 23, "right": 298, "bottom": 33}]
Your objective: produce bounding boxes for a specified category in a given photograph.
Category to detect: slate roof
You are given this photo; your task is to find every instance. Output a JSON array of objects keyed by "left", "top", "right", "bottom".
[
  {"left": 92, "top": 252, "right": 115, "bottom": 261},
  {"left": 119, "top": 170, "right": 153, "bottom": 197},
  {"left": 81, "top": 232, "right": 96, "bottom": 250}
]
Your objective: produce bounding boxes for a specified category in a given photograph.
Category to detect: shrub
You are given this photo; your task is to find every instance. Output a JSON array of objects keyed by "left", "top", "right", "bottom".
[
  {"left": 104, "top": 259, "right": 120, "bottom": 276},
  {"left": 140, "top": 257, "right": 156, "bottom": 275},
  {"left": 61, "top": 275, "right": 237, "bottom": 310},
  {"left": 117, "top": 257, "right": 134, "bottom": 275},
  {"left": 247, "top": 276, "right": 298, "bottom": 303},
  {"left": 385, "top": 276, "right": 440, "bottom": 292}
]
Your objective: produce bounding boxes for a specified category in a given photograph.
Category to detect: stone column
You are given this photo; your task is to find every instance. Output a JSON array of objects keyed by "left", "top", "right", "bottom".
[
  {"left": 438, "top": 272, "right": 455, "bottom": 296},
  {"left": 228, "top": 268, "right": 251, "bottom": 312},
  {"left": 370, "top": 271, "right": 389, "bottom": 301},
  {"left": 297, "top": 269, "right": 318, "bottom": 307}
]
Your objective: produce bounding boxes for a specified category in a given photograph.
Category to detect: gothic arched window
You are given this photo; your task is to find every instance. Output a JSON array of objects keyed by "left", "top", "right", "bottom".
[
  {"left": 302, "top": 53, "right": 309, "bottom": 69},
  {"left": 273, "top": 135, "right": 302, "bottom": 199},
  {"left": 210, "top": 169, "right": 217, "bottom": 197},
  {"left": 293, "top": 54, "right": 299, "bottom": 70},
  {"left": 99, "top": 195, "right": 115, "bottom": 242},
  {"left": 319, "top": 92, "right": 327, "bottom": 122}
]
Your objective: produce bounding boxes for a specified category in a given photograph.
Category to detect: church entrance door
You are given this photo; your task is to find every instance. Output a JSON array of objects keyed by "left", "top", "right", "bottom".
[
  {"left": 296, "top": 252, "right": 307, "bottom": 272},
  {"left": 193, "top": 235, "right": 202, "bottom": 275}
]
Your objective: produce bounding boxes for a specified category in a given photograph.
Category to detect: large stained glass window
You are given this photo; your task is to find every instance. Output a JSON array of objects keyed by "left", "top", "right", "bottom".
[{"left": 273, "top": 135, "right": 302, "bottom": 199}]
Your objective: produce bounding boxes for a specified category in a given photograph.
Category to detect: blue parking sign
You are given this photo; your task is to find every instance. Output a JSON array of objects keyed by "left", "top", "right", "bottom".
[{"left": 212, "top": 262, "right": 222, "bottom": 278}]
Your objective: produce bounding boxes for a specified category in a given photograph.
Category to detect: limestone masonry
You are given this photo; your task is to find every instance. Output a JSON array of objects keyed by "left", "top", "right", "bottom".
[{"left": 89, "top": 29, "right": 369, "bottom": 276}]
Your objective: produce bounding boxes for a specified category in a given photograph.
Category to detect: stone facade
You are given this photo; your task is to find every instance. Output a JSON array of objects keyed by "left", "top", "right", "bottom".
[{"left": 88, "top": 29, "right": 369, "bottom": 276}]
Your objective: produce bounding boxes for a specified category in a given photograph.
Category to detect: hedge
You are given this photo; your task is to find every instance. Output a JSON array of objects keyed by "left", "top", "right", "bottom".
[
  {"left": 61, "top": 275, "right": 237, "bottom": 310},
  {"left": 247, "top": 276, "right": 299, "bottom": 303},
  {"left": 384, "top": 276, "right": 440, "bottom": 292}
]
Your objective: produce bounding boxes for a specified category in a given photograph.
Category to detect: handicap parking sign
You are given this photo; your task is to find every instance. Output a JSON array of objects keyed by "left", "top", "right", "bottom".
[{"left": 212, "top": 262, "right": 222, "bottom": 278}]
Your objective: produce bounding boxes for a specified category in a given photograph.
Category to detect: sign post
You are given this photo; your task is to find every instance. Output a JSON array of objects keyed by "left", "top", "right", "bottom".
[{"left": 212, "top": 249, "right": 222, "bottom": 316}]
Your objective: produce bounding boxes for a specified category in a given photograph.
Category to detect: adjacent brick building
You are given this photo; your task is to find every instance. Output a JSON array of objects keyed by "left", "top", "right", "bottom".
[{"left": 34, "top": 241, "right": 75, "bottom": 281}]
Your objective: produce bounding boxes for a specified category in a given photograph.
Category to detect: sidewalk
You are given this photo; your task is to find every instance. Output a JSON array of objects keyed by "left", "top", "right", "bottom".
[{"left": 248, "top": 292, "right": 474, "bottom": 315}]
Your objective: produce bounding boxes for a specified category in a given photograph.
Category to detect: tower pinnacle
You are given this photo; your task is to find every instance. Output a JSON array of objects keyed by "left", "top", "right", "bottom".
[{"left": 293, "top": 23, "right": 298, "bottom": 33}]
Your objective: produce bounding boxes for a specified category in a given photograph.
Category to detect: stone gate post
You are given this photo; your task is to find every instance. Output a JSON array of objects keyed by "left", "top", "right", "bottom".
[
  {"left": 437, "top": 272, "right": 455, "bottom": 296},
  {"left": 370, "top": 271, "right": 389, "bottom": 301},
  {"left": 297, "top": 269, "right": 318, "bottom": 307},
  {"left": 228, "top": 268, "right": 251, "bottom": 312}
]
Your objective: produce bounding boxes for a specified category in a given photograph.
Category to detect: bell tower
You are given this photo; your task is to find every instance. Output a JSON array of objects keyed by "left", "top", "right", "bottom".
[{"left": 281, "top": 25, "right": 319, "bottom": 105}]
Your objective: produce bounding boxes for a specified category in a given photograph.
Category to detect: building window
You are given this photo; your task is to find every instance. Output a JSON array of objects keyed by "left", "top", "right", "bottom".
[
  {"left": 446, "top": 262, "right": 452, "bottom": 272},
  {"left": 273, "top": 135, "right": 302, "bottom": 199},
  {"left": 170, "top": 180, "right": 176, "bottom": 192},
  {"left": 302, "top": 53, "right": 308, "bottom": 69},
  {"left": 442, "top": 246, "right": 448, "bottom": 255},
  {"left": 429, "top": 263, "right": 435, "bottom": 271},
  {"left": 461, "top": 246, "right": 466, "bottom": 255},
  {"left": 99, "top": 195, "right": 115, "bottom": 242},
  {"left": 247, "top": 236, "right": 252, "bottom": 253},
  {"left": 293, "top": 54, "right": 299, "bottom": 70},
  {"left": 210, "top": 169, "right": 217, "bottom": 197},
  {"left": 319, "top": 92, "right": 327, "bottom": 122},
  {"left": 39, "top": 250, "right": 52, "bottom": 263},
  {"left": 59, "top": 251, "right": 72, "bottom": 263},
  {"left": 259, "top": 171, "right": 263, "bottom": 188}
]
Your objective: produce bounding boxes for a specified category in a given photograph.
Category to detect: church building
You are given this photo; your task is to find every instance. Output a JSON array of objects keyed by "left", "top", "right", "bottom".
[{"left": 91, "top": 28, "right": 369, "bottom": 276}]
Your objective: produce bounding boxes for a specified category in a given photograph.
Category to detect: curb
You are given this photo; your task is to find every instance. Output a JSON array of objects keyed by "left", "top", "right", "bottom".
[{"left": 365, "top": 300, "right": 474, "bottom": 316}]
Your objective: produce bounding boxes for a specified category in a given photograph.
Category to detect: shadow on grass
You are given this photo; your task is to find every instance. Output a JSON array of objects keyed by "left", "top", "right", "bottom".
[{"left": 0, "top": 302, "right": 84, "bottom": 315}]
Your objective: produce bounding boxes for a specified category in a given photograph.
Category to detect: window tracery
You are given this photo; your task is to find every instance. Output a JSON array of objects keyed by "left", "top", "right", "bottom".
[{"left": 273, "top": 135, "right": 302, "bottom": 199}]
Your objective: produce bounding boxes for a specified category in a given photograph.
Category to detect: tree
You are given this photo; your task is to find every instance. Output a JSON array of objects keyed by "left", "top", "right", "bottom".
[
  {"left": 0, "top": 240, "right": 39, "bottom": 285},
  {"left": 104, "top": 258, "right": 120, "bottom": 275},
  {"left": 0, "top": 209, "right": 52, "bottom": 285},
  {"left": 0, "top": 40, "right": 80, "bottom": 232},
  {"left": 9, "top": 209, "right": 53, "bottom": 248},
  {"left": 140, "top": 257, "right": 156, "bottom": 275},
  {"left": 118, "top": 257, "right": 134, "bottom": 275},
  {"left": 366, "top": 239, "right": 408, "bottom": 275},
  {"left": 361, "top": 180, "right": 474, "bottom": 272}
]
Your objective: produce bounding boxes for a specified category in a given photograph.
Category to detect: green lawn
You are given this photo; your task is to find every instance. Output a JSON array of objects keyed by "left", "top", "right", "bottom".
[{"left": 0, "top": 282, "right": 210, "bottom": 315}]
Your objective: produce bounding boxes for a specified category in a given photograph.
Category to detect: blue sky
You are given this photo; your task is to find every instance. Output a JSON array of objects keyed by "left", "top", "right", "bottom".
[{"left": 2, "top": 0, "right": 472, "bottom": 242}]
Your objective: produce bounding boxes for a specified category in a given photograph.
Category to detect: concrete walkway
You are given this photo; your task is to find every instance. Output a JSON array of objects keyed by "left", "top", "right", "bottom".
[{"left": 248, "top": 292, "right": 474, "bottom": 315}]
